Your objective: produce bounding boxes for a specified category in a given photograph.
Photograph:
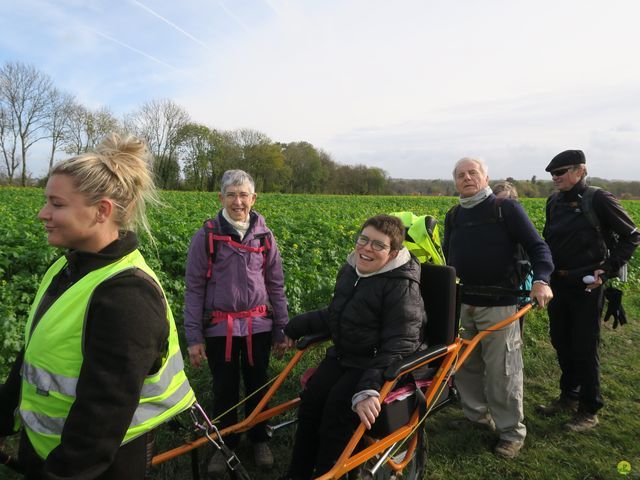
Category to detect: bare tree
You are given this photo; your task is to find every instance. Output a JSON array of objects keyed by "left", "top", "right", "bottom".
[
  {"left": 0, "top": 61, "right": 54, "bottom": 185},
  {"left": 124, "top": 99, "right": 190, "bottom": 189},
  {"left": 0, "top": 105, "right": 20, "bottom": 184},
  {"left": 47, "top": 88, "right": 75, "bottom": 170},
  {"left": 63, "top": 103, "right": 120, "bottom": 155},
  {"left": 64, "top": 103, "right": 91, "bottom": 155},
  {"left": 90, "top": 107, "right": 120, "bottom": 147}
]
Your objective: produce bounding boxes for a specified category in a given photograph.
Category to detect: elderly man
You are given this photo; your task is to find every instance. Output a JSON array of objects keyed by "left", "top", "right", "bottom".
[
  {"left": 443, "top": 157, "right": 554, "bottom": 458},
  {"left": 539, "top": 150, "right": 640, "bottom": 432}
]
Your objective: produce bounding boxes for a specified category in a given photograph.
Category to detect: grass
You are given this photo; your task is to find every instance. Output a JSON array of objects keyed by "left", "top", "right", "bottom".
[
  {"left": 422, "top": 299, "right": 640, "bottom": 480},
  {"left": 148, "top": 292, "right": 640, "bottom": 480},
  {"left": 2, "top": 297, "right": 639, "bottom": 480}
]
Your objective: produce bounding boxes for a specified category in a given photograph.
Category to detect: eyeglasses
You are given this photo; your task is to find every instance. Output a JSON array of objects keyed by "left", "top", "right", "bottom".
[
  {"left": 355, "top": 234, "right": 390, "bottom": 251},
  {"left": 224, "top": 192, "right": 253, "bottom": 200},
  {"left": 550, "top": 167, "right": 571, "bottom": 177}
]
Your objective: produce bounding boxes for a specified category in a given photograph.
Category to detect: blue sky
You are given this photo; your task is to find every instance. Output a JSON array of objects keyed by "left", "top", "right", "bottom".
[{"left": 1, "top": 0, "right": 640, "bottom": 180}]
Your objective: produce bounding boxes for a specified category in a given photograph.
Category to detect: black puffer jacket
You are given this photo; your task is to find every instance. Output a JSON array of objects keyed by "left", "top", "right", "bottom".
[{"left": 285, "top": 250, "right": 426, "bottom": 392}]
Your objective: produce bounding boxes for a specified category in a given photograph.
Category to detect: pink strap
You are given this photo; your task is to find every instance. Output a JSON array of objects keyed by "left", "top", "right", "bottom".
[{"left": 210, "top": 305, "right": 268, "bottom": 366}]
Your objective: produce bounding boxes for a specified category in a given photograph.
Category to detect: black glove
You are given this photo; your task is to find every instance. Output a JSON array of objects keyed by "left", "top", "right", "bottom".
[{"left": 603, "top": 287, "right": 627, "bottom": 329}]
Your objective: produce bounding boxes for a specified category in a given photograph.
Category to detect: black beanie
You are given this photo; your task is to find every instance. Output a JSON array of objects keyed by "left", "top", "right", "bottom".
[{"left": 545, "top": 150, "right": 586, "bottom": 172}]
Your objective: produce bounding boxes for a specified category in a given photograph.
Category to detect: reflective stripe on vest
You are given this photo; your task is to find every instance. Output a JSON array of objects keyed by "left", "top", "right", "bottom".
[
  {"left": 21, "top": 349, "right": 187, "bottom": 401},
  {"left": 19, "top": 250, "right": 195, "bottom": 459}
]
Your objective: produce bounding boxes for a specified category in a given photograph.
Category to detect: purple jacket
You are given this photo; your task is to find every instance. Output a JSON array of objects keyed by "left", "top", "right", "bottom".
[{"left": 184, "top": 210, "right": 289, "bottom": 346}]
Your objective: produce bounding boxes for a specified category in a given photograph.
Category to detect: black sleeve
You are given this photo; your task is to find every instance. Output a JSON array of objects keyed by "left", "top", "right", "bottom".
[
  {"left": 42, "top": 270, "right": 169, "bottom": 480},
  {"left": 0, "top": 349, "right": 24, "bottom": 436},
  {"left": 356, "top": 278, "right": 425, "bottom": 392},
  {"left": 503, "top": 200, "right": 554, "bottom": 283},
  {"left": 542, "top": 195, "right": 553, "bottom": 240},
  {"left": 283, "top": 308, "right": 330, "bottom": 339},
  {"left": 594, "top": 190, "right": 640, "bottom": 274}
]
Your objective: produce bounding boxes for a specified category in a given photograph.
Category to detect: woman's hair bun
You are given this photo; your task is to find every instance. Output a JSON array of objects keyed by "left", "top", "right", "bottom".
[{"left": 98, "top": 132, "right": 148, "bottom": 158}]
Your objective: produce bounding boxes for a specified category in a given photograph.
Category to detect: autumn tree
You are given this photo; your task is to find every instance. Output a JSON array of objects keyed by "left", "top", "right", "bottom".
[
  {"left": 176, "top": 123, "right": 238, "bottom": 191},
  {"left": 231, "top": 129, "right": 290, "bottom": 192},
  {"left": 281, "top": 141, "right": 329, "bottom": 193}
]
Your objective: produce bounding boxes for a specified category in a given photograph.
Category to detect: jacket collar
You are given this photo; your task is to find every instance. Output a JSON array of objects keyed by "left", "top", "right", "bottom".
[
  {"left": 347, "top": 247, "right": 412, "bottom": 278},
  {"left": 64, "top": 231, "right": 138, "bottom": 278},
  {"left": 560, "top": 179, "right": 588, "bottom": 202}
]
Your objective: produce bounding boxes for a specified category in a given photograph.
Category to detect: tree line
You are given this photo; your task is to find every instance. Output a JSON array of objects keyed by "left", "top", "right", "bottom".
[
  {"left": 0, "top": 61, "right": 386, "bottom": 194},
  {"left": 387, "top": 176, "right": 640, "bottom": 199},
  {"left": 3, "top": 60, "right": 640, "bottom": 198}
]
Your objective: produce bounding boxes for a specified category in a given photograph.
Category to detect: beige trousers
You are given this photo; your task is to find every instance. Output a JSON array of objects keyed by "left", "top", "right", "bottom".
[{"left": 455, "top": 303, "right": 526, "bottom": 443}]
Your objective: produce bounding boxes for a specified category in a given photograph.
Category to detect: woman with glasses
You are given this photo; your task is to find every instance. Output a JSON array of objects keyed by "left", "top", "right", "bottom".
[
  {"left": 183, "top": 169, "right": 289, "bottom": 475},
  {"left": 278, "top": 214, "right": 426, "bottom": 480}
]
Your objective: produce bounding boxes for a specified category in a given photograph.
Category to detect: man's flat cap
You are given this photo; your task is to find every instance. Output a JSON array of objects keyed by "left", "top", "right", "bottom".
[{"left": 545, "top": 150, "right": 586, "bottom": 172}]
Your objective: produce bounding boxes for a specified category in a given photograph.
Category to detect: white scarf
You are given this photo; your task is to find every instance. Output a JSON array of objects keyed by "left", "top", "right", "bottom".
[
  {"left": 221, "top": 208, "right": 250, "bottom": 240},
  {"left": 459, "top": 186, "right": 493, "bottom": 209}
]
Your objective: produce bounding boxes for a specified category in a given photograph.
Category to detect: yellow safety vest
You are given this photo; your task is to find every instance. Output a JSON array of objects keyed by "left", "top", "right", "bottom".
[
  {"left": 390, "top": 211, "right": 446, "bottom": 265},
  {"left": 19, "top": 249, "right": 195, "bottom": 459}
]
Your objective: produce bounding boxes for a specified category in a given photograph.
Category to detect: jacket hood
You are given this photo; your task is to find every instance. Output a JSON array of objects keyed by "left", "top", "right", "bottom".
[{"left": 347, "top": 247, "right": 418, "bottom": 280}]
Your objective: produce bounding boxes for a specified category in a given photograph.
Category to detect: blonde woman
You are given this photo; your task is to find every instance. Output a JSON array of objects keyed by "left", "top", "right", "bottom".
[{"left": 0, "top": 134, "right": 194, "bottom": 478}]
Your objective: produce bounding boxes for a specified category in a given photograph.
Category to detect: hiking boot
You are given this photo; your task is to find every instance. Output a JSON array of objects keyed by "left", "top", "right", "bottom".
[
  {"left": 207, "top": 448, "right": 228, "bottom": 475},
  {"left": 494, "top": 439, "right": 524, "bottom": 459},
  {"left": 536, "top": 397, "right": 578, "bottom": 416},
  {"left": 565, "top": 412, "right": 599, "bottom": 432},
  {"left": 254, "top": 442, "right": 274, "bottom": 469},
  {"left": 450, "top": 413, "right": 496, "bottom": 432}
]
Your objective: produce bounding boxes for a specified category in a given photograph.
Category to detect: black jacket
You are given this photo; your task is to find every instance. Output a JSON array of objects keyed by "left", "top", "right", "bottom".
[
  {"left": 0, "top": 232, "right": 169, "bottom": 480},
  {"left": 285, "top": 252, "right": 426, "bottom": 392},
  {"left": 544, "top": 180, "right": 640, "bottom": 285}
]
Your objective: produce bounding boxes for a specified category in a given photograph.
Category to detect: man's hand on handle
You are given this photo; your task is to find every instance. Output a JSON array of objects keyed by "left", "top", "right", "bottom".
[{"left": 530, "top": 282, "right": 553, "bottom": 308}]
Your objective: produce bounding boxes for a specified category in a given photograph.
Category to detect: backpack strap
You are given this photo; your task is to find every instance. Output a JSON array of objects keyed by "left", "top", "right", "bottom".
[
  {"left": 445, "top": 200, "right": 503, "bottom": 230},
  {"left": 580, "top": 186, "right": 602, "bottom": 233},
  {"left": 204, "top": 219, "right": 217, "bottom": 280},
  {"left": 203, "top": 218, "right": 271, "bottom": 281}
]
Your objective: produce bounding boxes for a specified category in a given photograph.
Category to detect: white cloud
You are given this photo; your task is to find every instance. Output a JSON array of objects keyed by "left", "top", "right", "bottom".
[{"left": 3, "top": 0, "right": 640, "bottom": 179}]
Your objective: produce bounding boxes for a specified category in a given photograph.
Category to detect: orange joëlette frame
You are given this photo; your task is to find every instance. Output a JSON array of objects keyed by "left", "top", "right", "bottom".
[{"left": 152, "top": 304, "right": 533, "bottom": 479}]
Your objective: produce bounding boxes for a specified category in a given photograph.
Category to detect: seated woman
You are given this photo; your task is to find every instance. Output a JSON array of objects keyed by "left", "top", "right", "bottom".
[{"left": 280, "top": 214, "right": 427, "bottom": 480}]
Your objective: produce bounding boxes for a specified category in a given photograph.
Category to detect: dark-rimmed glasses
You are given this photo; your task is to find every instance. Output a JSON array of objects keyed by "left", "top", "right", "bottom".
[
  {"left": 355, "top": 234, "right": 390, "bottom": 251},
  {"left": 550, "top": 167, "right": 571, "bottom": 177}
]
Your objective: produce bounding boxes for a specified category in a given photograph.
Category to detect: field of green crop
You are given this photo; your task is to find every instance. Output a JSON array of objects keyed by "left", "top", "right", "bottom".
[{"left": 1, "top": 187, "right": 639, "bottom": 480}]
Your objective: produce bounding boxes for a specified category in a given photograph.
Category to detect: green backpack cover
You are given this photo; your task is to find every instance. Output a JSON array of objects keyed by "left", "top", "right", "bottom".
[{"left": 390, "top": 211, "right": 446, "bottom": 265}]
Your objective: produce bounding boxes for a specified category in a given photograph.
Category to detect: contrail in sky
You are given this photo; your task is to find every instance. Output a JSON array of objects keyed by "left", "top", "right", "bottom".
[
  {"left": 132, "top": 0, "right": 209, "bottom": 49},
  {"left": 216, "top": 0, "right": 250, "bottom": 32},
  {"left": 87, "top": 27, "right": 176, "bottom": 70}
]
